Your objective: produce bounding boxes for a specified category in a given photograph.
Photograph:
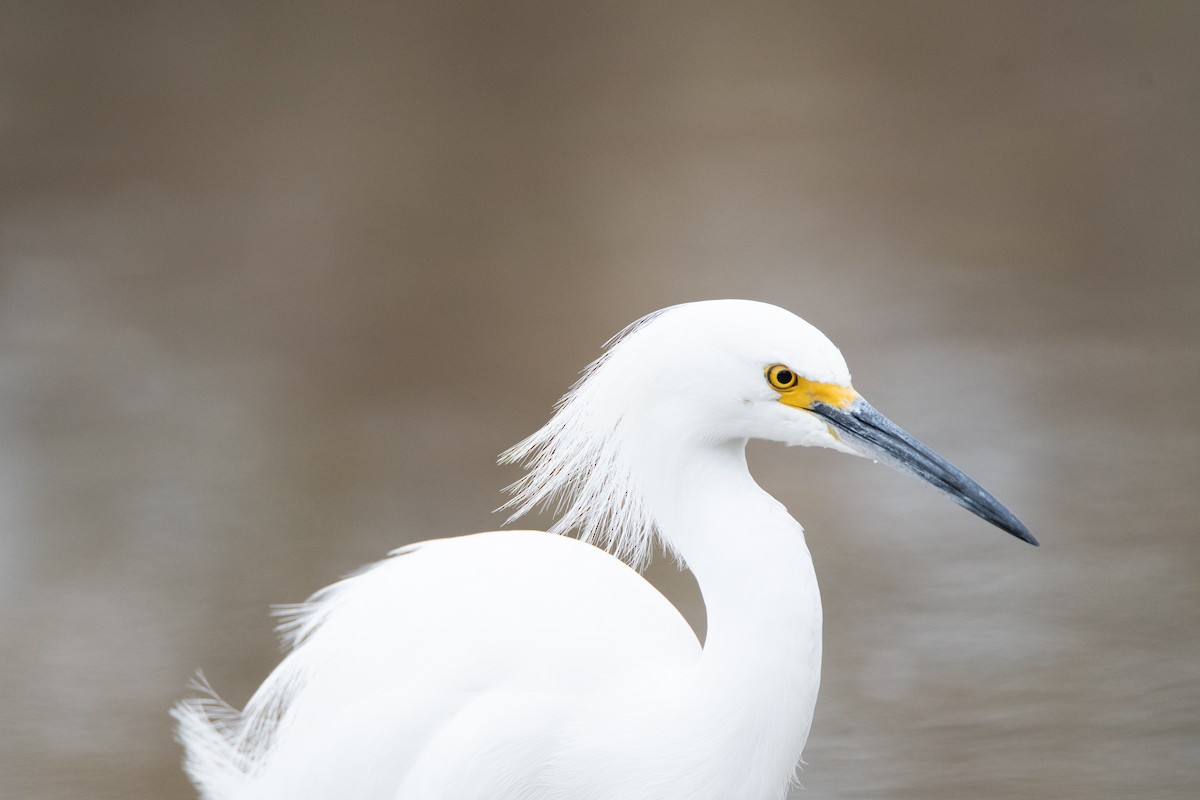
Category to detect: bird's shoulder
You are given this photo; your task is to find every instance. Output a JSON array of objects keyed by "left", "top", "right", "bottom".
[
  {"left": 198, "top": 531, "right": 700, "bottom": 800},
  {"left": 264, "top": 530, "right": 699, "bottom": 724},
  {"left": 305, "top": 530, "right": 700, "bottom": 683}
]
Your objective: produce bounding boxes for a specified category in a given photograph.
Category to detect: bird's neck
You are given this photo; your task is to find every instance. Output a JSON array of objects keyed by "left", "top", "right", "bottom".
[{"left": 632, "top": 434, "right": 823, "bottom": 795}]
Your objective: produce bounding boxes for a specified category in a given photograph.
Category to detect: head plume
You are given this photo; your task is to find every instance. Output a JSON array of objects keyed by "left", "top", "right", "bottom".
[{"left": 499, "top": 308, "right": 669, "bottom": 570}]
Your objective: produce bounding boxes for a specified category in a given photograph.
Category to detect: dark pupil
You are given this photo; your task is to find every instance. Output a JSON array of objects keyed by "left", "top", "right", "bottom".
[{"left": 775, "top": 369, "right": 793, "bottom": 386}]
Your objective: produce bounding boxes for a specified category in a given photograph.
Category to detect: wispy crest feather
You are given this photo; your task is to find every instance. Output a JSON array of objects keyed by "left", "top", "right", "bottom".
[{"left": 499, "top": 308, "right": 670, "bottom": 569}]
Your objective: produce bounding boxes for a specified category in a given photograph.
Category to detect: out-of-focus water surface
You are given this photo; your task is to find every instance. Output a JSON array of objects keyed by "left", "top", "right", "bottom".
[{"left": 1, "top": 3, "right": 1197, "bottom": 798}]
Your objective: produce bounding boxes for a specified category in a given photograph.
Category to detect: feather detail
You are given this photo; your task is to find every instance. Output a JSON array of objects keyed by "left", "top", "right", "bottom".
[
  {"left": 172, "top": 544, "right": 431, "bottom": 798},
  {"left": 171, "top": 673, "right": 252, "bottom": 799},
  {"left": 499, "top": 307, "right": 671, "bottom": 570}
]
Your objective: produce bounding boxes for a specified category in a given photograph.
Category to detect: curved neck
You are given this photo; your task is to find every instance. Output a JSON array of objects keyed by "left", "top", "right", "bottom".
[{"left": 630, "top": 431, "right": 824, "bottom": 797}]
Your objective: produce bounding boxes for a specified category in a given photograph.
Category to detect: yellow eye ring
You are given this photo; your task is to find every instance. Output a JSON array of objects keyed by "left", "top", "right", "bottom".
[{"left": 766, "top": 364, "right": 799, "bottom": 391}]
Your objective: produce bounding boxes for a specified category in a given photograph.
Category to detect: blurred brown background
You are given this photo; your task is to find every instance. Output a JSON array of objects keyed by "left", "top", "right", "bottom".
[{"left": 1, "top": 2, "right": 1198, "bottom": 798}]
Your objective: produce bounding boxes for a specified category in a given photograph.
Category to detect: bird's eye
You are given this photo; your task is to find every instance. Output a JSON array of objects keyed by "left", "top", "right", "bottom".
[{"left": 767, "top": 364, "right": 798, "bottom": 391}]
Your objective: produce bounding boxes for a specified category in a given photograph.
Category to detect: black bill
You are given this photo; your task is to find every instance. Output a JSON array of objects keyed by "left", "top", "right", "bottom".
[{"left": 810, "top": 398, "right": 1038, "bottom": 546}]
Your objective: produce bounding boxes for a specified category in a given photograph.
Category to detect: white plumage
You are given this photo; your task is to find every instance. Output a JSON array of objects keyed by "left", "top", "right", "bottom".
[{"left": 175, "top": 299, "right": 1035, "bottom": 800}]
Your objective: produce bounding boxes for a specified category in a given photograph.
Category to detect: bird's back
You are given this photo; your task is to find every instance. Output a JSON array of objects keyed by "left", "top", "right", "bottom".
[{"left": 175, "top": 530, "right": 701, "bottom": 800}]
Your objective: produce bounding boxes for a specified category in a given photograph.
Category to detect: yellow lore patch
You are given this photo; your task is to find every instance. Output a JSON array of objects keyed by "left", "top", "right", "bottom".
[{"left": 766, "top": 364, "right": 858, "bottom": 411}]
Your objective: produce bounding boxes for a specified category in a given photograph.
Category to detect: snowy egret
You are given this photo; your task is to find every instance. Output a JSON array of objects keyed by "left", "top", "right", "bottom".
[{"left": 175, "top": 299, "right": 1036, "bottom": 800}]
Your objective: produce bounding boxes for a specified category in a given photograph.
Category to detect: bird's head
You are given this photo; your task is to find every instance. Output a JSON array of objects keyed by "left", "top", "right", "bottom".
[{"left": 502, "top": 299, "right": 1036, "bottom": 566}]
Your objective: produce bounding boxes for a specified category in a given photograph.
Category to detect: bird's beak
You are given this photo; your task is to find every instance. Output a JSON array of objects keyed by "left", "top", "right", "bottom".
[{"left": 809, "top": 397, "right": 1038, "bottom": 546}]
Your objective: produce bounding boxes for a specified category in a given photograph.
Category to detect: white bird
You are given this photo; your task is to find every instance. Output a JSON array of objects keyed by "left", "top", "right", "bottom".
[{"left": 174, "top": 299, "right": 1036, "bottom": 800}]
